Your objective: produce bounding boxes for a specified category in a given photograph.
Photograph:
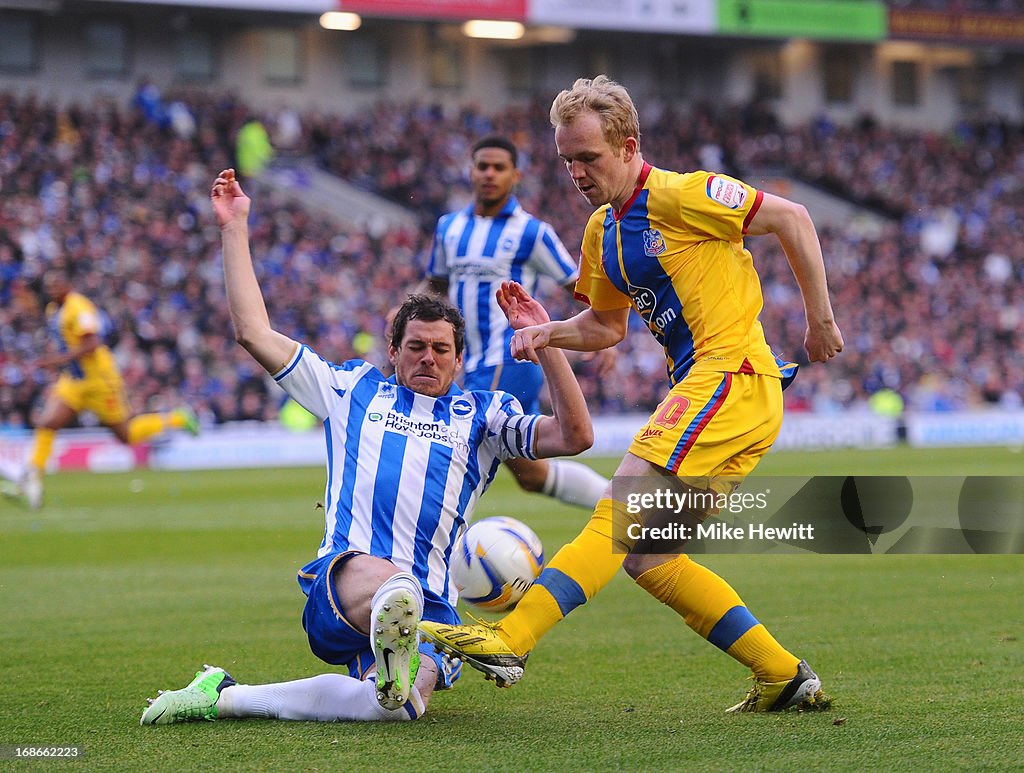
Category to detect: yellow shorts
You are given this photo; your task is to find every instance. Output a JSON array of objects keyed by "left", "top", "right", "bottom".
[
  {"left": 628, "top": 370, "right": 782, "bottom": 492},
  {"left": 53, "top": 372, "right": 130, "bottom": 425}
]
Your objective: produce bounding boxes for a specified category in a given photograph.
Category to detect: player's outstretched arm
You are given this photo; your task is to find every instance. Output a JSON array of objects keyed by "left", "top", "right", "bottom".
[
  {"left": 509, "top": 305, "right": 628, "bottom": 364},
  {"left": 497, "top": 282, "right": 593, "bottom": 458},
  {"left": 211, "top": 168, "right": 298, "bottom": 373},
  {"left": 745, "top": 192, "right": 844, "bottom": 363},
  {"left": 32, "top": 332, "right": 101, "bottom": 370}
]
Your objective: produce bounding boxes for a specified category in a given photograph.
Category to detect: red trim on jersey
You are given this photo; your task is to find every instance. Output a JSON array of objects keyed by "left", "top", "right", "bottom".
[
  {"left": 574, "top": 291, "right": 592, "bottom": 305},
  {"left": 737, "top": 358, "right": 755, "bottom": 374},
  {"left": 742, "top": 189, "right": 764, "bottom": 233},
  {"left": 669, "top": 372, "right": 732, "bottom": 473},
  {"left": 614, "top": 162, "right": 653, "bottom": 222}
]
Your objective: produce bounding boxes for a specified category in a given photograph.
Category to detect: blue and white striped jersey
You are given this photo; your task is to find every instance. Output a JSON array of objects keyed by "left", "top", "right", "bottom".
[
  {"left": 428, "top": 196, "right": 578, "bottom": 373},
  {"left": 276, "top": 344, "right": 541, "bottom": 607}
]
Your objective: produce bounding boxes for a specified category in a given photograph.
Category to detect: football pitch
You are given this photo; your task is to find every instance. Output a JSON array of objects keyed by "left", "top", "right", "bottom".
[{"left": 1, "top": 446, "right": 1021, "bottom": 771}]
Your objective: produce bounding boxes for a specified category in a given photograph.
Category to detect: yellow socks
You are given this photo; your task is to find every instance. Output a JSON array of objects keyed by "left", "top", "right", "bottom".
[
  {"left": 635, "top": 554, "right": 799, "bottom": 682},
  {"left": 127, "top": 413, "right": 172, "bottom": 444},
  {"left": 499, "top": 498, "right": 623, "bottom": 655},
  {"left": 29, "top": 428, "right": 55, "bottom": 471},
  {"left": 31, "top": 411, "right": 187, "bottom": 472}
]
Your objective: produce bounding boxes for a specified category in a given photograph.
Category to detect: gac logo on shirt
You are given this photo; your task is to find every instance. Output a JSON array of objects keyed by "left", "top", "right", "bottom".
[
  {"left": 627, "top": 284, "right": 676, "bottom": 334},
  {"left": 706, "top": 175, "right": 747, "bottom": 210},
  {"left": 629, "top": 284, "right": 657, "bottom": 314},
  {"left": 643, "top": 229, "right": 666, "bottom": 257}
]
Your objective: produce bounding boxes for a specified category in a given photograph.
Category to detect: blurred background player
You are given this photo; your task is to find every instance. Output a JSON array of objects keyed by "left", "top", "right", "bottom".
[
  {"left": 424, "top": 135, "right": 609, "bottom": 510},
  {"left": 6, "top": 269, "right": 198, "bottom": 509},
  {"left": 140, "top": 171, "right": 594, "bottom": 725},
  {"left": 421, "top": 75, "right": 844, "bottom": 713},
  {"left": 0, "top": 454, "right": 20, "bottom": 488}
]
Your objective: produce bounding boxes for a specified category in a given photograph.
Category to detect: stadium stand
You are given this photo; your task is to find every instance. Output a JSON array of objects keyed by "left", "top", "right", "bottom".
[{"left": 0, "top": 87, "right": 1021, "bottom": 432}]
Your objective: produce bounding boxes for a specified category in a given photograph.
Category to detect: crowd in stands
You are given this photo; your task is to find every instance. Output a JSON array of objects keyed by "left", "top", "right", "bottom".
[{"left": 1, "top": 82, "right": 1022, "bottom": 434}]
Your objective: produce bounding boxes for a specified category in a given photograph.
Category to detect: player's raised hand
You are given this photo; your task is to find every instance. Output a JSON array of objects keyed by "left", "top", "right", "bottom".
[
  {"left": 496, "top": 281, "right": 550, "bottom": 330},
  {"left": 498, "top": 281, "right": 553, "bottom": 364},
  {"left": 211, "top": 168, "right": 250, "bottom": 229}
]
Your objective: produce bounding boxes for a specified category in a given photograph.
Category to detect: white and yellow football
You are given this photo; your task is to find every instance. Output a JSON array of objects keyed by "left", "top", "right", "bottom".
[{"left": 450, "top": 517, "right": 544, "bottom": 612}]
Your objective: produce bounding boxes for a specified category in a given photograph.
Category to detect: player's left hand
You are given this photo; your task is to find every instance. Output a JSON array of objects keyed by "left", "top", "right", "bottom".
[
  {"left": 510, "top": 325, "right": 551, "bottom": 364},
  {"left": 496, "top": 281, "right": 550, "bottom": 330},
  {"left": 804, "top": 319, "right": 844, "bottom": 363}
]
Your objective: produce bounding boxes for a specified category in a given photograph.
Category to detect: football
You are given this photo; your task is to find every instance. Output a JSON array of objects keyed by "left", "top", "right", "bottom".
[{"left": 450, "top": 516, "right": 545, "bottom": 612}]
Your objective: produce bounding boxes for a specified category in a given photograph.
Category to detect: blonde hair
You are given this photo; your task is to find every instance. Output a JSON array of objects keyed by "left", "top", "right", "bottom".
[{"left": 549, "top": 75, "right": 640, "bottom": 151}]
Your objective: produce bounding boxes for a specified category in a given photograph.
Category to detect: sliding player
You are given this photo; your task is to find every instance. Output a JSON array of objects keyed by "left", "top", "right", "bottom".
[{"left": 140, "top": 170, "right": 594, "bottom": 725}]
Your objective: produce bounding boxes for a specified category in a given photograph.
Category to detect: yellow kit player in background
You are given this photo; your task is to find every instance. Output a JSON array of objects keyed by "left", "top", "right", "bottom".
[{"left": 9, "top": 270, "right": 198, "bottom": 509}]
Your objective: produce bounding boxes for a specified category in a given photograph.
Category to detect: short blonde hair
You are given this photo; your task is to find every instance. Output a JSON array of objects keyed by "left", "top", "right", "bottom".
[{"left": 549, "top": 75, "right": 640, "bottom": 151}]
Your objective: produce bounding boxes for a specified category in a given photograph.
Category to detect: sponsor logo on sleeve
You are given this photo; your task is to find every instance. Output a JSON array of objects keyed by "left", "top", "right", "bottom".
[{"left": 706, "top": 175, "right": 748, "bottom": 209}]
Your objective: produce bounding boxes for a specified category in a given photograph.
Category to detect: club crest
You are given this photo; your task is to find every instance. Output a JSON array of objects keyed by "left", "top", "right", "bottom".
[{"left": 643, "top": 229, "right": 667, "bottom": 257}]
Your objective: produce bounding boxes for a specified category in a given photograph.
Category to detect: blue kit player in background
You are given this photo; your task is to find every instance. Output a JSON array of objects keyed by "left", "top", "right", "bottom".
[
  {"left": 141, "top": 169, "right": 594, "bottom": 725},
  {"left": 425, "top": 135, "right": 609, "bottom": 510}
]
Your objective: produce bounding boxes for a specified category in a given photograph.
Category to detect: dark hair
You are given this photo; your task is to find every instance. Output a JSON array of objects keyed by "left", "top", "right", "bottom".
[
  {"left": 471, "top": 135, "right": 518, "bottom": 168},
  {"left": 391, "top": 294, "right": 465, "bottom": 357}
]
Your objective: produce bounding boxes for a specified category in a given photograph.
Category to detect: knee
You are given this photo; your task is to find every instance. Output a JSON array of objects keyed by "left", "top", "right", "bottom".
[
  {"left": 516, "top": 473, "right": 546, "bottom": 493},
  {"left": 622, "top": 551, "right": 662, "bottom": 580},
  {"left": 109, "top": 426, "right": 132, "bottom": 445},
  {"left": 510, "top": 463, "right": 548, "bottom": 493},
  {"left": 36, "top": 415, "right": 63, "bottom": 431}
]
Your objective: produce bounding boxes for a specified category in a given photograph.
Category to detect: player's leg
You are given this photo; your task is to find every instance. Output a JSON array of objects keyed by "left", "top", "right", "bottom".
[
  {"left": 0, "top": 453, "right": 25, "bottom": 501},
  {"left": 85, "top": 374, "right": 197, "bottom": 446},
  {"left": 625, "top": 372, "right": 830, "bottom": 711},
  {"left": 142, "top": 553, "right": 453, "bottom": 724},
  {"left": 503, "top": 456, "right": 608, "bottom": 509},
  {"left": 0, "top": 455, "right": 20, "bottom": 484},
  {"left": 18, "top": 380, "right": 79, "bottom": 509},
  {"left": 107, "top": 403, "right": 199, "bottom": 446},
  {"left": 331, "top": 554, "right": 425, "bottom": 710},
  {"left": 142, "top": 662, "right": 435, "bottom": 725},
  {"left": 307, "top": 551, "right": 460, "bottom": 712},
  {"left": 625, "top": 548, "right": 825, "bottom": 710},
  {"left": 119, "top": 408, "right": 198, "bottom": 443},
  {"left": 478, "top": 359, "right": 608, "bottom": 509}
]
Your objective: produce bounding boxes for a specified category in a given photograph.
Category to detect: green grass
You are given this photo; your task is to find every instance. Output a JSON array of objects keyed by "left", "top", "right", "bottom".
[{"left": 1, "top": 447, "right": 1022, "bottom": 771}]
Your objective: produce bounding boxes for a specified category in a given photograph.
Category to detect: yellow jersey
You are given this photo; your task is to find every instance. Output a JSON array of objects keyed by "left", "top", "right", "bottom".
[
  {"left": 48, "top": 291, "right": 119, "bottom": 381},
  {"left": 574, "top": 163, "right": 792, "bottom": 386}
]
